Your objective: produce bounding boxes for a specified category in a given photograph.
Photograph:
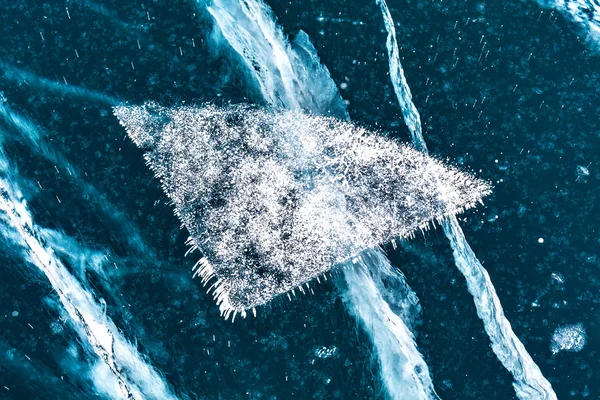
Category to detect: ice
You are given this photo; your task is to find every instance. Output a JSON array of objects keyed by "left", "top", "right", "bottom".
[
  {"left": 194, "top": 0, "right": 444, "bottom": 398},
  {"left": 341, "top": 250, "right": 440, "bottom": 400},
  {"left": 550, "top": 272, "right": 565, "bottom": 284},
  {"left": 0, "top": 142, "right": 175, "bottom": 399},
  {"left": 576, "top": 164, "right": 591, "bottom": 182},
  {"left": 376, "top": 0, "right": 557, "bottom": 398},
  {"left": 204, "top": 0, "right": 346, "bottom": 116},
  {"left": 445, "top": 220, "right": 557, "bottom": 399},
  {"left": 115, "top": 103, "right": 490, "bottom": 315},
  {"left": 314, "top": 345, "right": 338, "bottom": 359},
  {"left": 0, "top": 63, "right": 120, "bottom": 105},
  {"left": 376, "top": 0, "right": 426, "bottom": 152},
  {"left": 577, "top": 165, "right": 590, "bottom": 176},
  {"left": 0, "top": 101, "right": 154, "bottom": 258},
  {"left": 534, "top": 0, "right": 600, "bottom": 52},
  {"left": 551, "top": 323, "right": 586, "bottom": 354}
]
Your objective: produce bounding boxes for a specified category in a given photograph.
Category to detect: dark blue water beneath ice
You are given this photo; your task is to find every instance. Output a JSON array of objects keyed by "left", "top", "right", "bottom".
[{"left": 0, "top": 0, "right": 598, "bottom": 399}]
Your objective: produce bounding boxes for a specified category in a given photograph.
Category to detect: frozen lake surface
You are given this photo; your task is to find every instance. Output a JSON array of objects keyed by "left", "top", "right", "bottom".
[{"left": 0, "top": 0, "right": 598, "bottom": 399}]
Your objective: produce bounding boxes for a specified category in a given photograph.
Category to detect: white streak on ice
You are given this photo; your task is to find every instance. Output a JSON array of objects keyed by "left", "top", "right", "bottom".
[
  {"left": 204, "top": 0, "right": 347, "bottom": 117},
  {"left": 376, "top": 0, "right": 426, "bottom": 153},
  {"left": 0, "top": 154, "right": 175, "bottom": 399},
  {"left": 341, "top": 249, "right": 439, "bottom": 400},
  {"left": 551, "top": 323, "right": 586, "bottom": 354},
  {"left": 207, "top": 0, "right": 300, "bottom": 110},
  {"left": 377, "top": 1, "right": 557, "bottom": 398},
  {"left": 534, "top": 0, "right": 600, "bottom": 52},
  {"left": 0, "top": 102, "right": 153, "bottom": 258},
  {"left": 444, "top": 220, "right": 556, "bottom": 399},
  {"left": 202, "top": 0, "right": 439, "bottom": 398},
  {"left": 0, "top": 63, "right": 120, "bottom": 105}
]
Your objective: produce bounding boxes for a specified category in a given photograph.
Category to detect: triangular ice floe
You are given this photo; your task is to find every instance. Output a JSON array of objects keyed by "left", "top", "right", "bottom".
[{"left": 114, "top": 103, "right": 491, "bottom": 317}]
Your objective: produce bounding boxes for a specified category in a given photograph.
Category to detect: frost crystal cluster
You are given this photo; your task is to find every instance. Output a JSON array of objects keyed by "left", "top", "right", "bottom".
[
  {"left": 114, "top": 103, "right": 491, "bottom": 317},
  {"left": 551, "top": 323, "right": 587, "bottom": 354}
]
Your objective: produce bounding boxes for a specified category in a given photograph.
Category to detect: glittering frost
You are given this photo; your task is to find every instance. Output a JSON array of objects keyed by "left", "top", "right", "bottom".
[
  {"left": 551, "top": 323, "right": 586, "bottom": 354},
  {"left": 115, "top": 103, "right": 490, "bottom": 316}
]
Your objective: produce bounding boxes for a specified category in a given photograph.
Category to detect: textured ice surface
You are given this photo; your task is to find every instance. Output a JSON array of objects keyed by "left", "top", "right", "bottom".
[
  {"left": 205, "top": 0, "right": 347, "bottom": 117},
  {"left": 341, "top": 249, "right": 440, "bottom": 400},
  {"left": 377, "top": 1, "right": 557, "bottom": 398},
  {"left": 551, "top": 323, "right": 587, "bottom": 354},
  {"left": 0, "top": 176, "right": 176, "bottom": 400},
  {"left": 115, "top": 103, "right": 490, "bottom": 316},
  {"left": 201, "top": 2, "right": 443, "bottom": 398}
]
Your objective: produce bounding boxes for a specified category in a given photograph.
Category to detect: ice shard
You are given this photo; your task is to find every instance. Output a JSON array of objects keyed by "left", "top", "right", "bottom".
[{"left": 115, "top": 103, "right": 490, "bottom": 317}]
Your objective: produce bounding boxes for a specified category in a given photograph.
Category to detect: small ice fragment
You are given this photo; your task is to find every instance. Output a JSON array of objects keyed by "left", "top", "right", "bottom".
[
  {"left": 11, "top": 311, "right": 18, "bottom": 317},
  {"left": 538, "top": 238, "right": 544, "bottom": 243},
  {"left": 576, "top": 164, "right": 591, "bottom": 182},
  {"left": 314, "top": 345, "right": 338, "bottom": 359},
  {"left": 577, "top": 165, "right": 590, "bottom": 176},
  {"left": 551, "top": 323, "right": 586, "bottom": 354},
  {"left": 550, "top": 272, "right": 565, "bottom": 284}
]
